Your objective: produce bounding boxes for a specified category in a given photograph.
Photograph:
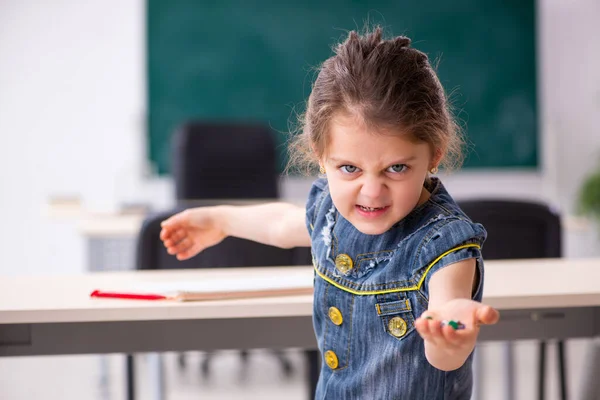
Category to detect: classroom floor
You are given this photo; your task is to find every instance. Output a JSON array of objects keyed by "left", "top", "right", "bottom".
[{"left": 0, "top": 339, "right": 597, "bottom": 400}]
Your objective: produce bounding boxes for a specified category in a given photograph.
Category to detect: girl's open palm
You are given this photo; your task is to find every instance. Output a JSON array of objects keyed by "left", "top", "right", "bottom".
[
  {"left": 159, "top": 208, "right": 226, "bottom": 260},
  {"left": 415, "top": 299, "right": 499, "bottom": 352}
]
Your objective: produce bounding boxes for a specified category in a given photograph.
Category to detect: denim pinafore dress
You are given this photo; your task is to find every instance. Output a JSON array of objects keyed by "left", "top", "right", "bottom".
[{"left": 306, "top": 177, "right": 487, "bottom": 400}]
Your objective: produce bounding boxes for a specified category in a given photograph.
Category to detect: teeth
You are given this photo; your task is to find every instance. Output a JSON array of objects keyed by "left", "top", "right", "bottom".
[{"left": 360, "top": 206, "right": 381, "bottom": 211}]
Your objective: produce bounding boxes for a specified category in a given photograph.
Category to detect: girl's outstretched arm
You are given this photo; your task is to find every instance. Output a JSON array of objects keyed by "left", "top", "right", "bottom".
[
  {"left": 220, "top": 203, "right": 310, "bottom": 249},
  {"left": 160, "top": 203, "right": 310, "bottom": 260},
  {"left": 415, "top": 259, "right": 500, "bottom": 371}
]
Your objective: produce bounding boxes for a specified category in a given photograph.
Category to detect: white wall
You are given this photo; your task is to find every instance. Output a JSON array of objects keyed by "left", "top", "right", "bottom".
[
  {"left": 0, "top": 0, "right": 152, "bottom": 275},
  {"left": 0, "top": 0, "right": 598, "bottom": 276},
  {"left": 538, "top": 0, "right": 600, "bottom": 213}
]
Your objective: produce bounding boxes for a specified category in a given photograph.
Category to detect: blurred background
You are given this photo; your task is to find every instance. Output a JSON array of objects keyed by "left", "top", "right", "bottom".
[{"left": 0, "top": 0, "right": 599, "bottom": 399}]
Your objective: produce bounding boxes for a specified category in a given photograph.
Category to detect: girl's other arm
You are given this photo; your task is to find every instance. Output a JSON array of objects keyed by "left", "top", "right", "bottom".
[
  {"left": 220, "top": 202, "right": 311, "bottom": 249},
  {"left": 160, "top": 203, "right": 310, "bottom": 260}
]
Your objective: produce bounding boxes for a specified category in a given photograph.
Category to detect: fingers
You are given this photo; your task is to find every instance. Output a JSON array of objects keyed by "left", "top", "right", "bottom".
[
  {"left": 162, "top": 229, "right": 204, "bottom": 260},
  {"left": 166, "top": 236, "right": 193, "bottom": 256},
  {"left": 160, "top": 223, "right": 176, "bottom": 242},
  {"left": 159, "top": 212, "right": 190, "bottom": 250},
  {"left": 160, "top": 225, "right": 193, "bottom": 258},
  {"left": 175, "top": 244, "right": 202, "bottom": 261},
  {"left": 416, "top": 314, "right": 467, "bottom": 350},
  {"left": 159, "top": 211, "right": 205, "bottom": 261},
  {"left": 476, "top": 305, "right": 500, "bottom": 325},
  {"left": 160, "top": 213, "right": 180, "bottom": 230},
  {"left": 161, "top": 228, "right": 187, "bottom": 247},
  {"left": 416, "top": 313, "right": 442, "bottom": 347},
  {"left": 160, "top": 210, "right": 190, "bottom": 235},
  {"left": 439, "top": 325, "right": 463, "bottom": 348},
  {"left": 415, "top": 315, "right": 434, "bottom": 338}
]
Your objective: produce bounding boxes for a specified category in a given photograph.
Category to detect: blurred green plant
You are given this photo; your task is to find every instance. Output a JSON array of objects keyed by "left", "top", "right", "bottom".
[{"left": 578, "top": 166, "right": 600, "bottom": 221}]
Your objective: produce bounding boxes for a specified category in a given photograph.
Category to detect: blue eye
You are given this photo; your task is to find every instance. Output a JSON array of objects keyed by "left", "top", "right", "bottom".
[
  {"left": 387, "top": 164, "right": 407, "bottom": 173},
  {"left": 340, "top": 165, "right": 359, "bottom": 174}
]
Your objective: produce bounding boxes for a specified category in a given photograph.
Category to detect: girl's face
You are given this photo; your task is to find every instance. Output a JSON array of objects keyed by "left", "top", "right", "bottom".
[{"left": 321, "top": 114, "right": 435, "bottom": 235}]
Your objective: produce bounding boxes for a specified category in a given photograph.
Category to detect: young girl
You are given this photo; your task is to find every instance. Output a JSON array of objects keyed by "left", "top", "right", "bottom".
[{"left": 160, "top": 28, "right": 499, "bottom": 399}]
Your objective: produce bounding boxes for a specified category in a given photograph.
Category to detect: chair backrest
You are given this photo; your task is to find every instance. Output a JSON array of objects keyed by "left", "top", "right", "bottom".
[
  {"left": 148, "top": 120, "right": 311, "bottom": 271},
  {"left": 171, "top": 121, "right": 279, "bottom": 200},
  {"left": 456, "top": 199, "right": 562, "bottom": 259},
  {"left": 136, "top": 209, "right": 311, "bottom": 271}
]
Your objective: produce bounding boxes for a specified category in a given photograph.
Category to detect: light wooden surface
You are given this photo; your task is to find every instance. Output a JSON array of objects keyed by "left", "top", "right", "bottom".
[
  {"left": 78, "top": 213, "right": 145, "bottom": 237},
  {"left": 1, "top": 258, "right": 599, "bottom": 325},
  {"left": 0, "top": 266, "right": 314, "bottom": 324},
  {"left": 483, "top": 258, "right": 600, "bottom": 309}
]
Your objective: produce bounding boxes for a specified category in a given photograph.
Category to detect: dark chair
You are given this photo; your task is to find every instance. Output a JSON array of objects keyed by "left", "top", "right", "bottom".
[
  {"left": 171, "top": 121, "right": 279, "bottom": 201},
  {"left": 170, "top": 121, "right": 294, "bottom": 376},
  {"left": 457, "top": 199, "right": 564, "bottom": 400}
]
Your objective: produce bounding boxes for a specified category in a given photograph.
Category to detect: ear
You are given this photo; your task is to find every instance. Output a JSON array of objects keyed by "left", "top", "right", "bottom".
[
  {"left": 431, "top": 148, "right": 443, "bottom": 169},
  {"left": 311, "top": 143, "right": 326, "bottom": 167}
]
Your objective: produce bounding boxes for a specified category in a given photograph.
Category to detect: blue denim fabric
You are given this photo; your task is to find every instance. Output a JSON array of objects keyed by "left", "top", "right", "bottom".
[{"left": 305, "top": 177, "right": 487, "bottom": 400}]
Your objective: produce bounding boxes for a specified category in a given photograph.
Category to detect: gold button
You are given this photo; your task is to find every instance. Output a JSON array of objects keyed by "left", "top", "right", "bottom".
[
  {"left": 324, "top": 350, "right": 339, "bottom": 369},
  {"left": 328, "top": 306, "right": 343, "bottom": 326},
  {"left": 335, "top": 254, "right": 353, "bottom": 274},
  {"left": 388, "top": 316, "right": 408, "bottom": 338}
]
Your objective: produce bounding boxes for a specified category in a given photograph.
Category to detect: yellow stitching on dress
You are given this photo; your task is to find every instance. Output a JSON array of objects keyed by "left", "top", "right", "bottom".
[
  {"left": 317, "top": 268, "right": 414, "bottom": 291},
  {"left": 315, "top": 242, "right": 480, "bottom": 290},
  {"left": 315, "top": 244, "right": 480, "bottom": 295},
  {"left": 376, "top": 304, "right": 381, "bottom": 315},
  {"left": 315, "top": 268, "right": 415, "bottom": 295},
  {"left": 415, "top": 244, "right": 481, "bottom": 288},
  {"left": 318, "top": 267, "right": 414, "bottom": 290}
]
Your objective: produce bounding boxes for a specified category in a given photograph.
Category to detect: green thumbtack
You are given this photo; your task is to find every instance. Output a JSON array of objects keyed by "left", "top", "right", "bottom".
[{"left": 442, "top": 320, "right": 465, "bottom": 330}]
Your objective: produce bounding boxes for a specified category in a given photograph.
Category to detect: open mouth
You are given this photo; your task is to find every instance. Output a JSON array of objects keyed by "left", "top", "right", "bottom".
[
  {"left": 358, "top": 205, "right": 386, "bottom": 212},
  {"left": 355, "top": 205, "right": 390, "bottom": 217}
]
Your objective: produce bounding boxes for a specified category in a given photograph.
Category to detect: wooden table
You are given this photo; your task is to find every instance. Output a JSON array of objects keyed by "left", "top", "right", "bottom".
[{"left": 1, "top": 258, "right": 599, "bottom": 357}]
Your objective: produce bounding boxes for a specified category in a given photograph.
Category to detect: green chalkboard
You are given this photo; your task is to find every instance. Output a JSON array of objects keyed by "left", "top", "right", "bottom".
[{"left": 147, "top": 0, "right": 537, "bottom": 175}]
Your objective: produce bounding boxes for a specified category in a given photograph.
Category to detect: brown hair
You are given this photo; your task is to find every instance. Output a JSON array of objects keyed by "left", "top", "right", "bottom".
[{"left": 287, "top": 27, "right": 464, "bottom": 174}]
